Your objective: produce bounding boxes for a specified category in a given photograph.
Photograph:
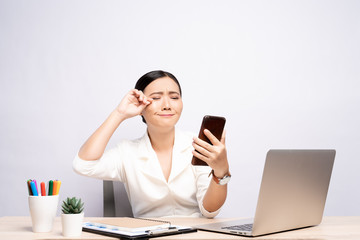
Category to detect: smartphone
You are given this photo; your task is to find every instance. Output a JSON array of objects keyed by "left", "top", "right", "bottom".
[{"left": 191, "top": 115, "right": 226, "bottom": 166}]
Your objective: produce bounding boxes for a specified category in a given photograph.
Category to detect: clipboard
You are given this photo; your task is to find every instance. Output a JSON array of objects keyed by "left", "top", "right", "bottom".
[{"left": 82, "top": 217, "right": 197, "bottom": 239}]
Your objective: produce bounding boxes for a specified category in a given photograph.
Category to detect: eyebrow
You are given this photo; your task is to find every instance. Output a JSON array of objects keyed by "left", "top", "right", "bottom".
[{"left": 149, "top": 91, "right": 180, "bottom": 96}]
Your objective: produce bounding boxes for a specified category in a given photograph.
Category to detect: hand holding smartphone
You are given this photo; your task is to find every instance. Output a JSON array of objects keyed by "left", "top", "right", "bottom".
[{"left": 191, "top": 115, "right": 226, "bottom": 166}]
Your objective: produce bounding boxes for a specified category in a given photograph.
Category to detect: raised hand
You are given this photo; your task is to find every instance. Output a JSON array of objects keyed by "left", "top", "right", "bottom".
[
  {"left": 192, "top": 129, "right": 229, "bottom": 178},
  {"left": 115, "top": 89, "right": 153, "bottom": 120}
]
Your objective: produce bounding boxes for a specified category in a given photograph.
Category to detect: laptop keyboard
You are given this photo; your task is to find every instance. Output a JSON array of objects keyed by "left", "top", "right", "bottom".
[{"left": 222, "top": 223, "right": 253, "bottom": 231}]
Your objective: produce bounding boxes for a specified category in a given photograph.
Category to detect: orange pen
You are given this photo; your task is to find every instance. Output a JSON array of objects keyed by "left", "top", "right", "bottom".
[
  {"left": 53, "top": 180, "right": 58, "bottom": 195},
  {"left": 40, "top": 182, "right": 46, "bottom": 196}
]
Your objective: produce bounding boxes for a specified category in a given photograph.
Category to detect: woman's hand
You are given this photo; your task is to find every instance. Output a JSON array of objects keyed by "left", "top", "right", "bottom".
[
  {"left": 79, "top": 89, "right": 152, "bottom": 160},
  {"left": 192, "top": 129, "right": 229, "bottom": 177},
  {"left": 115, "top": 89, "right": 152, "bottom": 120}
]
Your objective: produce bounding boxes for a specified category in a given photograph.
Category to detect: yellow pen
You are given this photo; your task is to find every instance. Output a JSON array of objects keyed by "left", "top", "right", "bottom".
[{"left": 56, "top": 180, "right": 61, "bottom": 195}]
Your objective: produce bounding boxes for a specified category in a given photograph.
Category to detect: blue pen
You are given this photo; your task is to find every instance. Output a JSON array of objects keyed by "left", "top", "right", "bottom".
[
  {"left": 30, "top": 181, "right": 38, "bottom": 196},
  {"left": 33, "top": 179, "right": 39, "bottom": 195},
  {"left": 33, "top": 179, "right": 39, "bottom": 193}
]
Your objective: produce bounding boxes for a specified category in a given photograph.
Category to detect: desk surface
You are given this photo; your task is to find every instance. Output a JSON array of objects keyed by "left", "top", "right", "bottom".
[{"left": 1, "top": 216, "right": 359, "bottom": 240}]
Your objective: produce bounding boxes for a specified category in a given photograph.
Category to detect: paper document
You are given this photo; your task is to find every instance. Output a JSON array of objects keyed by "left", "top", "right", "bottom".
[{"left": 83, "top": 217, "right": 196, "bottom": 239}]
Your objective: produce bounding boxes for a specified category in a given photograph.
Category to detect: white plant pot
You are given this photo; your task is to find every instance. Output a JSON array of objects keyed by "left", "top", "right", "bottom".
[{"left": 61, "top": 212, "right": 84, "bottom": 237}]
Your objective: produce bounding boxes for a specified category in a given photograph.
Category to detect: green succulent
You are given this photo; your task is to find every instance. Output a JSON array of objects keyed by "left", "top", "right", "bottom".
[{"left": 61, "top": 197, "right": 84, "bottom": 214}]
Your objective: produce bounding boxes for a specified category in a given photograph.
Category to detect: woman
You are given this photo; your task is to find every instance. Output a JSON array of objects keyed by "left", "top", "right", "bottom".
[{"left": 73, "top": 70, "right": 230, "bottom": 218}]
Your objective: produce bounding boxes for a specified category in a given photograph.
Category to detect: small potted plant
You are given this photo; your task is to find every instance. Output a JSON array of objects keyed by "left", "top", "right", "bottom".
[{"left": 61, "top": 197, "right": 85, "bottom": 237}]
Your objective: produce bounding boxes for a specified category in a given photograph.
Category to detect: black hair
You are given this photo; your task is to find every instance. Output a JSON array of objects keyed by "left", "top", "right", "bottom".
[{"left": 135, "top": 70, "right": 182, "bottom": 123}]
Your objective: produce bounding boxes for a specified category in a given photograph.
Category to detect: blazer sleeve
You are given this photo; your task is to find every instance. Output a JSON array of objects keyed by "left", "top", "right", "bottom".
[
  {"left": 72, "top": 143, "right": 126, "bottom": 182},
  {"left": 194, "top": 165, "right": 222, "bottom": 218}
]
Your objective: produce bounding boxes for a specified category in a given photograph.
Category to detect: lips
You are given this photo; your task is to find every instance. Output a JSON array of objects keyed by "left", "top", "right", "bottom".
[{"left": 158, "top": 114, "right": 175, "bottom": 117}]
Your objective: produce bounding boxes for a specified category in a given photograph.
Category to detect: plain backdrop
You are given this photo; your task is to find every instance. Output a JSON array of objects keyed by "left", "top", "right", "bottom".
[{"left": 1, "top": 0, "right": 359, "bottom": 217}]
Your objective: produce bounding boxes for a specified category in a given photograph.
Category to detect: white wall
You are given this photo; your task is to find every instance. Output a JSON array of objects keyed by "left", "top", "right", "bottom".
[{"left": 1, "top": 0, "right": 359, "bottom": 217}]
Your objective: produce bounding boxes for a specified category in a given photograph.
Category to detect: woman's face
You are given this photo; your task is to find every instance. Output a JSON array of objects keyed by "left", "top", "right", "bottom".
[{"left": 142, "top": 77, "right": 183, "bottom": 129}]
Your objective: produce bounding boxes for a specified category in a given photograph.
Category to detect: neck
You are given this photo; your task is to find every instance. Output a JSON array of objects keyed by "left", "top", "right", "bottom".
[{"left": 147, "top": 126, "right": 175, "bottom": 152}]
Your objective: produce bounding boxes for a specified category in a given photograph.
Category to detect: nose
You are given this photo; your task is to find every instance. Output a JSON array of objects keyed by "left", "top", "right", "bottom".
[{"left": 162, "top": 96, "right": 171, "bottom": 110}]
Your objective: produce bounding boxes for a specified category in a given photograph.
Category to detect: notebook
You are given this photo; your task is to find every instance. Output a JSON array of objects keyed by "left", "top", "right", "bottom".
[
  {"left": 82, "top": 217, "right": 196, "bottom": 239},
  {"left": 196, "top": 149, "right": 336, "bottom": 237}
]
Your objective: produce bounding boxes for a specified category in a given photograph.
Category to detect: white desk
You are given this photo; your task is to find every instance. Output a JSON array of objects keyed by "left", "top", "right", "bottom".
[{"left": 1, "top": 216, "right": 359, "bottom": 239}]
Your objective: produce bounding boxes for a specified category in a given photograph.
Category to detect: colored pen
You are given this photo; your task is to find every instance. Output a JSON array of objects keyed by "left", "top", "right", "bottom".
[
  {"left": 40, "top": 182, "right": 46, "bottom": 196},
  {"left": 33, "top": 179, "right": 39, "bottom": 195},
  {"left": 56, "top": 180, "right": 61, "bottom": 195},
  {"left": 48, "top": 180, "right": 53, "bottom": 196},
  {"left": 30, "top": 181, "right": 38, "bottom": 196},
  {"left": 53, "top": 180, "right": 58, "bottom": 195},
  {"left": 27, "top": 179, "right": 33, "bottom": 196}
]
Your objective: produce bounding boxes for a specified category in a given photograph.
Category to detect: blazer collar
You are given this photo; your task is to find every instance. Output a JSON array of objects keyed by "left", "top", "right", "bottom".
[{"left": 138, "top": 128, "right": 193, "bottom": 183}]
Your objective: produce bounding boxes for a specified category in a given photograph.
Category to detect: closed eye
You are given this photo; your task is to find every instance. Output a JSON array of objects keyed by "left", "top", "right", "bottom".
[
  {"left": 150, "top": 95, "right": 161, "bottom": 100},
  {"left": 170, "top": 93, "right": 180, "bottom": 100}
]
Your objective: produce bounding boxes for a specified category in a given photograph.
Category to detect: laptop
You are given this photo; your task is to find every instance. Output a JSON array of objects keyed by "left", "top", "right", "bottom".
[{"left": 196, "top": 149, "right": 336, "bottom": 237}]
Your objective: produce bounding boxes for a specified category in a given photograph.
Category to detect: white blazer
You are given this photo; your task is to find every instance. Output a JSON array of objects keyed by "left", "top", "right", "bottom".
[{"left": 73, "top": 129, "right": 221, "bottom": 218}]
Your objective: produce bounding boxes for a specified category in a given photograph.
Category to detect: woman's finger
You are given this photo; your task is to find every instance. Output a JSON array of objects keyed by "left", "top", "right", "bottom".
[
  {"left": 138, "top": 91, "right": 144, "bottom": 102},
  {"left": 192, "top": 136, "right": 213, "bottom": 152},
  {"left": 192, "top": 150, "right": 210, "bottom": 163},
  {"left": 133, "top": 89, "right": 150, "bottom": 105},
  {"left": 192, "top": 141, "right": 211, "bottom": 157},
  {"left": 221, "top": 129, "right": 226, "bottom": 145},
  {"left": 204, "top": 129, "right": 221, "bottom": 146},
  {"left": 143, "top": 93, "right": 153, "bottom": 104}
]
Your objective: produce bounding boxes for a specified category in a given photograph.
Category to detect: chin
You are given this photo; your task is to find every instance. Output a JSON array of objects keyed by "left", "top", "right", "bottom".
[
  {"left": 158, "top": 120, "right": 178, "bottom": 128},
  {"left": 149, "top": 118, "right": 180, "bottom": 129}
]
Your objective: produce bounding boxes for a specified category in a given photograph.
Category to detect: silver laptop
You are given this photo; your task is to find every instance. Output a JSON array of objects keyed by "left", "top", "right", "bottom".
[{"left": 197, "top": 149, "right": 336, "bottom": 237}]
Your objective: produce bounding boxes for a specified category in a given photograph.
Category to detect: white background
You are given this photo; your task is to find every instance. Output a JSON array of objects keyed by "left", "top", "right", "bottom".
[{"left": 1, "top": 0, "right": 359, "bottom": 217}]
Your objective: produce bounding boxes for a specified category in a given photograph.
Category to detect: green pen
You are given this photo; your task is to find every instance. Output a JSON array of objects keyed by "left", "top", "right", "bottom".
[
  {"left": 27, "top": 179, "right": 33, "bottom": 196},
  {"left": 48, "top": 180, "right": 53, "bottom": 196}
]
